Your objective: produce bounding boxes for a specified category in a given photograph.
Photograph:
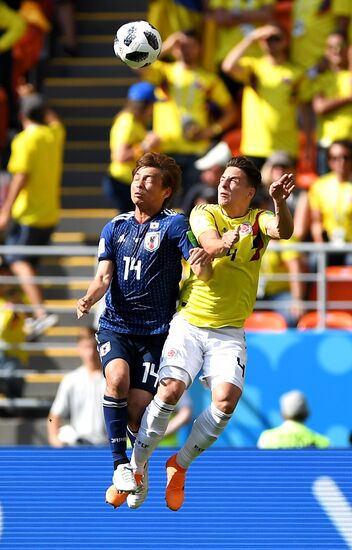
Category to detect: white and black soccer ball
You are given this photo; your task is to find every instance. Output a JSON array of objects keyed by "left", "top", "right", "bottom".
[{"left": 114, "top": 20, "right": 162, "bottom": 69}]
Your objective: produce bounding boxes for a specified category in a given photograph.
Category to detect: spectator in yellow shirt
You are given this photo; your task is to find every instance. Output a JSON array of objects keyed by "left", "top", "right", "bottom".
[
  {"left": 103, "top": 81, "right": 161, "bottom": 213},
  {"left": 312, "top": 31, "right": 352, "bottom": 175},
  {"left": 309, "top": 139, "right": 352, "bottom": 266},
  {"left": 205, "top": 0, "right": 275, "bottom": 95},
  {"left": 257, "top": 390, "right": 330, "bottom": 449},
  {"left": 0, "top": 89, "right": 65, "bottom": 340},
  {"left": 222, "top": 24, "right": 307, "bottom": 169}
]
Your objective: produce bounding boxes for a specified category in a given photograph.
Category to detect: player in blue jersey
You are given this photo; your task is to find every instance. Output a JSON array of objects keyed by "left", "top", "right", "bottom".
[{"left": 76, "top": 152, "right": 211, "bottom": 509}]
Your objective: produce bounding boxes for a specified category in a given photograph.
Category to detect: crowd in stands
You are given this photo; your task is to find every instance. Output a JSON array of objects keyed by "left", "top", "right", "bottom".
[{"left": 0, "top": 0, "right": 352, "bottom": 350}]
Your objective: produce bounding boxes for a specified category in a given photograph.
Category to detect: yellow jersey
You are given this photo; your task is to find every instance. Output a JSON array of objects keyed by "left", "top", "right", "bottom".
[
  {"left": 145, "top": 61, "right": 233, "bottom": 155},
  {"left": 0, "top": 1, "right": 26, "bottom": 52},
  {"left": 313, "top": 70, "right": 352, "bottom": 146},
  {"left": 179, "top": 204, "right": 274, "bottom": 328},
  {"left": 109, "top": 111, "right": 147, "bottom": 184},
  {"left": 208, "top": 0, "right": 276, "bottom": 65},
  {"left": 309, "top": 172, "right": 352, "bottom": 241},
  {"left": 238, "top": 57, "right": 304, "bottom": 158},
  {"left": 290, "top": 0, "right": 351, "bottom": 69},
  {"left": 8, "top": 122, "right": 65, "bottom": 228}
]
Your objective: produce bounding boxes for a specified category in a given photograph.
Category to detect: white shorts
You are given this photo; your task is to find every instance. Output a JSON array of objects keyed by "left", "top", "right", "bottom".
[{"left": 159, "top": 313, "right": 247, "bottom": 392}]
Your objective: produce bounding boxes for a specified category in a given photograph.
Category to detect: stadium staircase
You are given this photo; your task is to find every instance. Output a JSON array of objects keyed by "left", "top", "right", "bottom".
[{"left": 0, "top": 2, "right": 148, "bottom": 438}]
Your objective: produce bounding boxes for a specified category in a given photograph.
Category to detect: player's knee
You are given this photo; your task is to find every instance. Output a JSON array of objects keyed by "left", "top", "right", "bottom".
[
  {"left": 158, "top": 377, "right": 185, "bottom": 405},
  {"left": 213, "top": 387, "right": 242, "bottom": 415},
  {"left": 105, "top": 373, "right": 129, "bottom": 397}
]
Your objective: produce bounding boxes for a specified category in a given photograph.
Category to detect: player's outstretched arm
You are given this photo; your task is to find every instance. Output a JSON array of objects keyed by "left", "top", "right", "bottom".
[
  {"left": 76, "top": 260, "right": 113, "bottom": 319},
  {"left": 266, "top": 173, "right": 295, "bottom": 240}
]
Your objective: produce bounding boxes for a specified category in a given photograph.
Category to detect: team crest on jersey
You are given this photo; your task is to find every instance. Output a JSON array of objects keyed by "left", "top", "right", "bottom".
[
  {"left": 150, "top": 222, "right": 159, "bottom": 229},
  {"left": 144, "top": 232, "right": 160, "bottom": 252},
  {"left": 239, "top": 222, "right": 253, "bottom": 235}
]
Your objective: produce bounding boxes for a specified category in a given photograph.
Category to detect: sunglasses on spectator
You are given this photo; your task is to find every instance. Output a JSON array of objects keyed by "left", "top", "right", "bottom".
[{"left": 329, "top": 154, "right": 352, "bottom": 161}]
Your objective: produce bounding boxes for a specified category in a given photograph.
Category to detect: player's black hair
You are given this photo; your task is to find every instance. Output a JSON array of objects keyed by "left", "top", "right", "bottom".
[
  {"left": 226, "top": 156, "right": 262, "bottom": 191},
  {"left": 133, "top": 152, "right": 182, "bottom": 204},
  {"left": 328, "top": 139, "right": 352, "bottom": 157}
]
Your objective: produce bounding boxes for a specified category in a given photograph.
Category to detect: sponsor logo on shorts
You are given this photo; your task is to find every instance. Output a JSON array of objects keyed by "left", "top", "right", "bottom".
[
  {"left": 239, "top": 222, "right": 252, "bottom": 235},
  {"left": 144, "top": 232, "right": 160, "bottom": 252},
  {"left": 99, "top": 341, "right": 111, "bottom": 357}
]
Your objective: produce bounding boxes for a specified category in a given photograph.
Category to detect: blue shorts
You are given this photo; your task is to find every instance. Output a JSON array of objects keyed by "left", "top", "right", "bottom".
[
  {"left": 5, "top": 221, "right": 55, "bottom": 266},
  {"left": 96, "top": 329, "right": 167, "bottom": 395}
]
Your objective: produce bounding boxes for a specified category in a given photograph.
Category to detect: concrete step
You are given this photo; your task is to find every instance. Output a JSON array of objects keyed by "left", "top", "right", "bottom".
[
  {"left": 56, "top": 208, "right": 115, "bottom": 233},
  {"left": 77, "top": 0, "right": 147, "bottom": 11},
  {"left": 76, "top": 11, "right": 146, "bottom": 37},
  {"left": 51, "top": 231, "right": 99, "bottom": 246},
  {"left": 23, "top": 372, "right": 63, "bottom": 398},
  {"left": 38, "top": 256, "right": 96, "bottom": 278},
  {"left": 28, "top": 348, "right": 81, "bottom": 372},
  {"left": 49, "top": 99, "right": 121, "bottom": 119},
  {"left": 42, "top": 281, "right": 88, "bottom": 301},
  {"left": 44, "top": 76, "right": 136, "bottom": 100},
  {"left": 62, "top": 163, "right": 107, "bottom": 188},
  {"left": 64, "top": 142, "right": 109, "bottom": 164},
  {"left": 47, "top": 57, "right": 131, "bottom": 79},
  {"left": 61, "top": 192, "right": 111, "bottom": 209}
]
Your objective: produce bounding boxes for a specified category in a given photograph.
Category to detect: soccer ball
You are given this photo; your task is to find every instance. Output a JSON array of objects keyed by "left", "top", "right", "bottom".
[{"left": 114, "top": 20, "right": 162, "bottom": 69}]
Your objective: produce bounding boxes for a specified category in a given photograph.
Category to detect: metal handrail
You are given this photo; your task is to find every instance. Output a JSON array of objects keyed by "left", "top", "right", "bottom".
[{"left": 0, "top": 243, "right": 351, "bottom": 330}]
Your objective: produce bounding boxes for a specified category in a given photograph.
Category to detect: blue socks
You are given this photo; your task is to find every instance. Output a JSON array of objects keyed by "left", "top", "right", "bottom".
[{"left": 103, "top": 395, "right": 128, "bottom": 468}]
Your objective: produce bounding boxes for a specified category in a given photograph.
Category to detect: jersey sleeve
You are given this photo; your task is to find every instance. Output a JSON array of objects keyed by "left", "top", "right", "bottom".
[
  {"left": 169, "top": 213, "right": 193, "bottom": 260},
  {"left": 7, "top": 133, "right": 33, "bottom": 174},
  {"left": 97, "top": 222, "right": 115, "bottom": 262},
  {"left": 258, "top": 209, "right": 276, "bottom": 236},
  {"left": 190, "top": 205, "right": 218, "bottom": 240}
]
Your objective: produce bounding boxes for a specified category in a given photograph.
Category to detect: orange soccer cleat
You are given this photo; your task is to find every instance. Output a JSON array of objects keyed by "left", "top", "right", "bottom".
[
  {"left": 165, "top": 454, "right": 187, "bottom": 511},
  {"left": 105, "top": 485, "right": 128, "bottom": 509}
]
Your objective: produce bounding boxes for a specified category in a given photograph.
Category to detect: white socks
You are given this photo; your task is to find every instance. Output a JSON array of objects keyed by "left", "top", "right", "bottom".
[
  {"left": 176, "top": 402, "right": 232, "bottom": 469},
  {"left": 131, "top": 395, "right": 175, "bottom": 473}
]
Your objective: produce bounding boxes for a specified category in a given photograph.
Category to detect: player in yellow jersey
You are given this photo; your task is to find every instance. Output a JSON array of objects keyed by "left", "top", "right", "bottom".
[{"left": 130, "top": 155, "right": 295, "bottom": 510}]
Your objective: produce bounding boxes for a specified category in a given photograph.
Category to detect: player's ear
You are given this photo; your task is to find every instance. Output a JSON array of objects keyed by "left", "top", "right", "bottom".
[
  {"left": 163, "top": 186, "right": 172, "bottom": 201},
  {"left": 247, "top": 187, "right": 256, "bottom": 200}
]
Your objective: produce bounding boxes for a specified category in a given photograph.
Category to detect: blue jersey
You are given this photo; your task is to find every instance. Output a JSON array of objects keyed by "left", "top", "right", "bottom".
[{"left": 97, "top": 209, "right": 194, "bottom": 335}]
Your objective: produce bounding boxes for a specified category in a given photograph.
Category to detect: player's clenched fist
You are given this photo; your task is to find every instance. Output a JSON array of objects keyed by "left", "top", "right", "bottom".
[
  {"left": 76, "top": 296, "right": 93, "bottom": 319},
  {"left": 221, "top": 228, "right": 240, "bottom": 250}
]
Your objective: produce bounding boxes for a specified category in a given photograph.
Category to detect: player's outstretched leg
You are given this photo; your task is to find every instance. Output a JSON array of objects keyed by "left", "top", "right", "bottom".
[
  {"left": 165, "top": 454, "right": 188, "bottom": 511},
  {"left": 127, "top": 462, "right": 149, "bottom": 509},
  {"left": 105, "top": 485, "right": 128, "bottom": 508}
]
